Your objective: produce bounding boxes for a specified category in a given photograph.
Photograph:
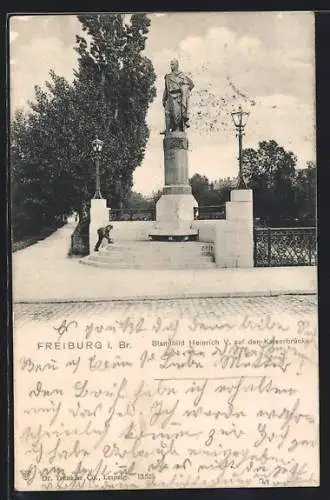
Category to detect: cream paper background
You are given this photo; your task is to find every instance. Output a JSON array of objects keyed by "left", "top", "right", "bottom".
[{"left": 13, "top": 303, "right": 319, "bottom": 490}]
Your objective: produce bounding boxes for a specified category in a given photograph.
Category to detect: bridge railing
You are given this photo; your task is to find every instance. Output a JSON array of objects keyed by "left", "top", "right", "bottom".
[
  {"left": 193, "top": 204, "right": 226, "bottom": 220},
  {"left": 109, "top": 208, "right": 156, "bottom": 221},
  {"left": 254, "top": 227, "right": 317, "bottom": 267}
]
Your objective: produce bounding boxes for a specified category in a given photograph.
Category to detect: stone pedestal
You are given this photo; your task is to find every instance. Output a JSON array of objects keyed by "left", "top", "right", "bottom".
[
  {"left": 89, "top": 198, "right": 109, "bottom": 253},
  {"left": 149, "top": 131, "right": 198, "bottom": 241}
]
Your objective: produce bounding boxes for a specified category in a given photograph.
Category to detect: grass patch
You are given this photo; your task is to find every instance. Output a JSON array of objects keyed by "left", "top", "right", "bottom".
[{"left": 12, "top": 225, "right": 64, "bottom": 253}]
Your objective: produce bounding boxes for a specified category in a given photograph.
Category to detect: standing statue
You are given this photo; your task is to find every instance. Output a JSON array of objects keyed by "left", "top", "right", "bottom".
[{"left": 161, "top": 59, "right": 194, "bottom": 134}]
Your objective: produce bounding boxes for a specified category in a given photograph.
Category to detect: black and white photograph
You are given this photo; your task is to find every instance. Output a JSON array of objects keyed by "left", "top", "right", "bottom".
[{"left": 9, "top": 12, "right": 318, "bottom": 490}]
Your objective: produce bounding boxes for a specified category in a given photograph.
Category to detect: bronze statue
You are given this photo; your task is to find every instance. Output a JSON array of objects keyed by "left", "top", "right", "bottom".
[{"left": 161, "top": 59, "right": 194, "bottom": 134}]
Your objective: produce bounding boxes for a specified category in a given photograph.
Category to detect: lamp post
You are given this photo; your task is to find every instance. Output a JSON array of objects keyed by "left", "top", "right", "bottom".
[
  {"left": 92, "top": 137, "right": 104, "bottom": 199},
  {"left": 231, "top": 105, "right": 250, "bottom": 189}
]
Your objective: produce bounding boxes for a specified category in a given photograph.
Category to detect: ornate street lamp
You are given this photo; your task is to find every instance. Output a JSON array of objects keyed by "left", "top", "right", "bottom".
[
  {"left": 231, "top": 105, "right": 250, "bottom": 189},
  {"left": 92, "top": 137, "right": 104, "bottom": 199}
]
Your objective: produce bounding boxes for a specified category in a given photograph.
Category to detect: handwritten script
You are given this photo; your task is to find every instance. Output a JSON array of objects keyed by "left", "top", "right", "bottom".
[{"left": 14, "top": 309, "right": 319, "bottom": 490}]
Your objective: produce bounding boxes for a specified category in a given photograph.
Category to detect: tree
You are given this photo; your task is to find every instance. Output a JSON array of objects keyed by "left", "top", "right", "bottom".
[
  {"left": 242, "top": 140, "right": 297, "bottom": 225},
  {"left": 10, "top": 13, "right": 156, "bottom": 240},
  {"left": 72, "top": 14, "right": 156, "bottom": 212},
  {"left": 10, "top": 107, "right": 68, "bottom": 239},
  {"left": 126, "top": 191, "right": 154, "bottom": 210},
  {"left": 189, "top": 173, "right": 232, "bottom": 205},
  {"left": 213, "top": 177, "right": 236, "bottom": 202},
  {"left": 189, "top": 174, "right": 210, "bottom": 204},
  {"left": 293, "top": 161, "right": 316, "bottom": 225}
]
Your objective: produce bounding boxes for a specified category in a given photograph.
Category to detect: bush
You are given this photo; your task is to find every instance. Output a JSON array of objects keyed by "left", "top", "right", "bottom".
[{"left": 12, "top": 221, "right": 66, "bottom": 252}]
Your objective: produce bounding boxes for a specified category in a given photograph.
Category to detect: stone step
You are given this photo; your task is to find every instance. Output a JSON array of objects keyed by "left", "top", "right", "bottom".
[
  {"left": 91, "top": 248, "right": 214, "bottom": 257},
  {"left": 88, "top": 255, "right": 214, "bottom": 265},
  {"left": 82, "top": 241, "right": 216, "bottom": 269},
  {"left": 105, "top": 241, "right": 213, "bottom": 248},
  {"left": 99, "top": 242, "right": 214, "bottom": 255},
  {"left": 94, "top": 248, "right": 214, "bottom": 259}
]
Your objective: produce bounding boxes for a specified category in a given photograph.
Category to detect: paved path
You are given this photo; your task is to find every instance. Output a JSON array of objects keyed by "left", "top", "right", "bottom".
[
  {"left": 14, "top": 295, "right": 317, "bottom": 325},
  {"left": 12, "top": 223, "right": 317, "bottom": 303}
]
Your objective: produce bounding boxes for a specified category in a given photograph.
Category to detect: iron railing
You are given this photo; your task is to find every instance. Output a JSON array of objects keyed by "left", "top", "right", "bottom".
[
  {"left": 194, "top": 204, "right": 226, "bottom": 220},
  {"left": 109, "top": 208, "right": 156, "bottom": 221},
  {"left": 254, "top": 227, "right": 317, "bottom": 267},
  {"left": 108, "top": 205, "right": 226, "bottom": 222}
]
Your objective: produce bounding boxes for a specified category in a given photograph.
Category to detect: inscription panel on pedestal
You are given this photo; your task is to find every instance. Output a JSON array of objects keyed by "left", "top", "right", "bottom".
[
  {"left": 164, "top": 149, "right": 175, "bottom": 162},
  {"left": 163, "top": 136, "right": 189, "bottom": 150}
]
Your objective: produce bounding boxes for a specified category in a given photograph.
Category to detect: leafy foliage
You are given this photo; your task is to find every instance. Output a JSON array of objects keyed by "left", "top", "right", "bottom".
[
  {"left": 242, "top": 140, "right": 315, "bottom": 226},
  {"left": 189, "top": 174, "right": 233, "bottom": 205},
  {"left": 126, "top": 189, "right": 162, "bottom": 210},
  {"left": 293, "top": 161, "right": 316, "bottom": 226},
  {"left": 10, "top": 14, "right": 156, "bottom": 240},
  {"left": 127, "top": 141, "right": 315, "bottom": 229}
]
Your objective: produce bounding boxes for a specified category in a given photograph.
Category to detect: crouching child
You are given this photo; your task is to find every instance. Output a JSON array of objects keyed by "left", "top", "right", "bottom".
[{"left": 94, "top": 224, "right": 113, "bottom": 252}]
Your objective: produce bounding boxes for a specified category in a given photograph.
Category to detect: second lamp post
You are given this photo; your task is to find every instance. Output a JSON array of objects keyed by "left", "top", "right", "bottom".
[
  {"left": 92, "top": 137, "right": 104, "bottom": 199},
  {"left": 231, "top": 105, "right": 250, "bottom": 189}
]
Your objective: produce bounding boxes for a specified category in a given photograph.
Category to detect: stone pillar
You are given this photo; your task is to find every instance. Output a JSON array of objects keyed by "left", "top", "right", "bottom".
[
  {"left": 149, "top": 131, "right": 198, "bottom": 240},
  {"left": 214, "top": 189, "right": 254, "bottom": 268},
  {"left": 89, "top": 198, "right": 109, "bottom": 253}
]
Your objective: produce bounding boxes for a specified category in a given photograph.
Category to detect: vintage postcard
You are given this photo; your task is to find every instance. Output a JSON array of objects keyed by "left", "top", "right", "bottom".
[{"left": 10, "top": 12, "right": 318, "bottom": 490}]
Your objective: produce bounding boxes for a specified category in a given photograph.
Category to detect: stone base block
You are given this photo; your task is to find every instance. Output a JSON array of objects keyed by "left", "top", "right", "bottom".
[
  {"left": 156, "top": 193, "right": 197, "bottom": 225},
  {"left": 149, "top": 193, "right": 198, "bottom": 240},
  {"left": 226, "top": 201, "right": 253, "bottom": 224},
  {"left": 90, "top": 198, "right": 109, "bottom": 221},
  {"left": 214, "top": 225, "right": 253, "bottom": 268},
  {"left": 214, "top": 195, "right": 254, "bottom": 268},
  {"left": 230, "top": 189, "right": 253, "bottom": 202}
]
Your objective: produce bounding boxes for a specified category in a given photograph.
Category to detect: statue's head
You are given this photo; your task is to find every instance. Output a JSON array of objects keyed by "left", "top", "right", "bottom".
[{"left": 170, "top": 59, "right": 179, "bottom": 72}]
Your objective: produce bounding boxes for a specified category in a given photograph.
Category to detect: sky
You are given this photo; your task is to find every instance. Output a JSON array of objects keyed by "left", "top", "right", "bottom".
[{"left": 9, "top": 12, "right": 316, "bottom": 195}]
